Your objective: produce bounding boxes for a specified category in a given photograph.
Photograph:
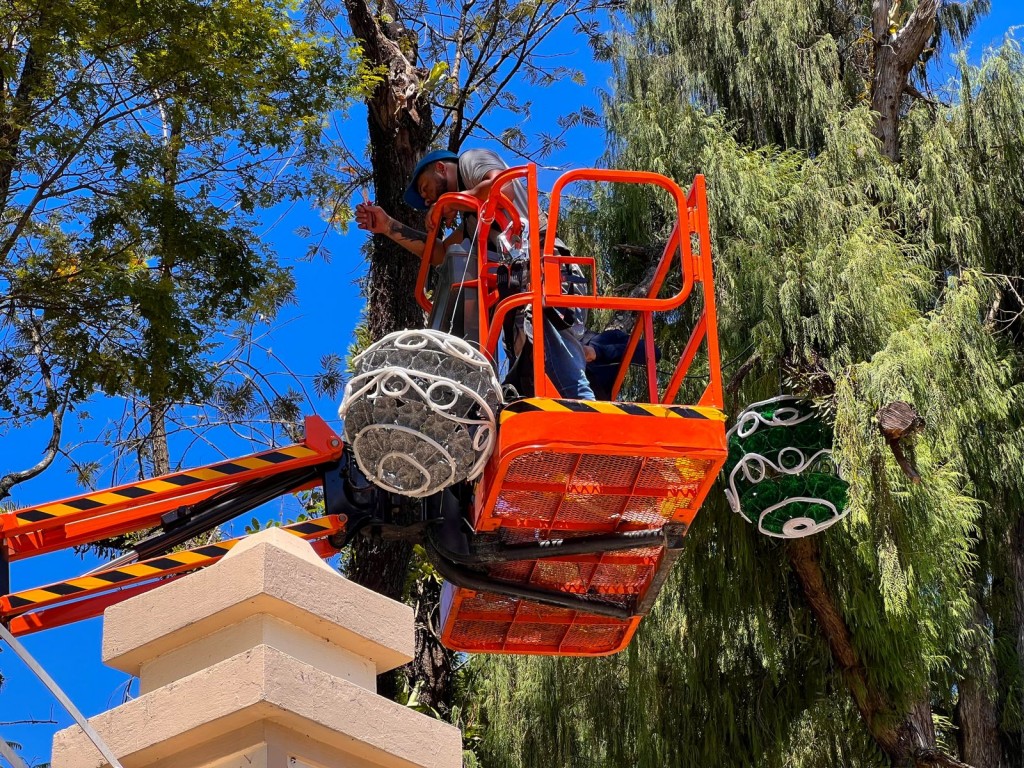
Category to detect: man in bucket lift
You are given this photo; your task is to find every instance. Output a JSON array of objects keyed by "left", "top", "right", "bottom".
[{"left": 354, "top": 148, "right": 595, "bottom": 401}]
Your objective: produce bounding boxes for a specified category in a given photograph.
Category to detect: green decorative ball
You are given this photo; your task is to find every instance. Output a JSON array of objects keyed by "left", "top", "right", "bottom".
[{"left": 724, "top": 396, "right": 850, "bottom": 539}]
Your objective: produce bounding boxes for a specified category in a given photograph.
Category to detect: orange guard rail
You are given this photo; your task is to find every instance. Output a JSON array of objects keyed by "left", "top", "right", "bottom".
[{"left": 421, "top": 164, "right": 729, "bottom": 656}]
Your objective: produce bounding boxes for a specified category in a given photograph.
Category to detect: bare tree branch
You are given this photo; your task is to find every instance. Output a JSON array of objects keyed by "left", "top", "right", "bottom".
[{"left": 0, "top": 318, "right": 66, "bottom": 498}]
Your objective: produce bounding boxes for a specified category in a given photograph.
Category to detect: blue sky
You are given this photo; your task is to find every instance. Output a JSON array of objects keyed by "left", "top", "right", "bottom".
[{"left": 2, "top": 4, "right": 1024, "bottom": 765}]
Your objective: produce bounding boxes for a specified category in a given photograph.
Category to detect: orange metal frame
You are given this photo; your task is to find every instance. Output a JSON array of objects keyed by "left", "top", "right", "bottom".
[
  {"left": 0, "top": 416, "right": 342, "bottom": 561},
  {"left": 419, "top": 166, "right": 723, "bottom": 407},
  {"left": 424, "top": 164, "right": 728, "bottom": 656},
  {"left": 1, "top": 168, "right": 725, "bottom": 661},
  {"left": 474, "top": 403, "right": 727, "bottom": 534},
  {"left": 2, "top": 516, "right": 346, "bottom": 637},
  {"left": 0, "top": 416, "right": 345, "bottom": 635}
]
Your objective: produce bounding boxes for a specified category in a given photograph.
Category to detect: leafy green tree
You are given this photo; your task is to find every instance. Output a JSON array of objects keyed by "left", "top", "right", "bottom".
[
  {"left": 0, "top": 0, "right": 353, "bottom": 492},
  {"left": 467, "top": 3, "right": 1023, "bottom": 767}
]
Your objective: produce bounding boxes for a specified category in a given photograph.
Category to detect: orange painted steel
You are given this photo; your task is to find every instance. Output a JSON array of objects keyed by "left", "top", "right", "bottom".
[
  {"left": 2, "top": 166, "right": 725, "bottom": 660},
  {"left": 3, "top": 515, "right": 347, "bottom": 636},
  {"left": 422, "top": 164, "right": 728, "bottom": 655},
  {"left": 447, "top": 165, "right": 724, "bottom": 406},
  {"left": 6, "top": 580, "right": 172, "bottom": 637},
  {"left": 439, "top": 582, "right": 643, "bottom": 656},
  {"left": 416, "top": 186, "right": 522, "bottom": 315},
  {"left": 474, "top": 401, "right": 728, "bottom": 535},
  {"left": 1, "top": 416, "right": 343, "bottom": 560}
]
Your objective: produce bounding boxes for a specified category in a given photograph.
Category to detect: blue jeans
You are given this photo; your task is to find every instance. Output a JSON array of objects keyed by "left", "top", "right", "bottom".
[{"left": 542, "top": 317, "right": 595, "bottom": 400}]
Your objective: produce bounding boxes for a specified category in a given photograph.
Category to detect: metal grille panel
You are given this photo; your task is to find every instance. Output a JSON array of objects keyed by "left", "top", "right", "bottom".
[
  {"left": 590, "top": 563, "right": 656, "bottom": 594},
  {"left": 505, "top": 452, "right": 577, "bottom": 485},
  {"left": 495, "top": 491, "right": 561, "bottom": 523},
  {"left": 562, "top": 623, "right": 628, "bottom": 650},
  {"left": 484, "top": 545, "right": 664, "bottom": 598},
  {"left": 492, "top": 451, "right": 716, "bottom": 533},
  {"left": 526, "top": 561, "right": 598, "bottom": 593},
  {"left": 619, "top": 496, "right": 679, "bottom": 525},
  {"left": 573, "top": 454, "right": 644, "bottom": 489},
  {"left": 636, "top": 456, "right": 712, "bottom": 495},
  {"left": 460, "top": 592, "right": 518, "bottom": 619},
  {"left": 553, "top": 494, "right": 626, "bottom": 527},
  {"left": 450, "top": 619, "right": 513, "bottom": 651},
  {"left": 506, "top": 622, "right": 571, "bottom": 647},
  {"left": 441, "top": 585, "right": 640, "bottom": 655}
]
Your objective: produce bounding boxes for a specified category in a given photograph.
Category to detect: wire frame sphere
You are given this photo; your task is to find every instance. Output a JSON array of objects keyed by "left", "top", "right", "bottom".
[
  {"left": 338, "top": 329, "right": 502, "bottom": 498},
  {"left": 724, "top": 396, "right": 849, "bottom": 538}
]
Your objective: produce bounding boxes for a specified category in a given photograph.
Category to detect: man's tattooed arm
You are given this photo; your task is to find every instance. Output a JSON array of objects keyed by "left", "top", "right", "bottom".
[
  {"left": 381, "top": 217, "right": 446, "bottom": 265},
  {"left": 387, "top": 219, "right": 427, "bottom": 245}
]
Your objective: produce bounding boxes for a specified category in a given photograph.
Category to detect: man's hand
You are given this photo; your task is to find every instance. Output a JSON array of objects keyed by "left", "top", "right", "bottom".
[
  {"left": 355, "top": 202, "right": 391, "bottom": 234},
  {"left": 424, "top": 201, "right": 457, "bottom": 235}
]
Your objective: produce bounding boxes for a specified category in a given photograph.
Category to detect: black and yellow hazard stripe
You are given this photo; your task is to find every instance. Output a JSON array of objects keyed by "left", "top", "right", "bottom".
[
  {"left": 1, "top": 515, "right": 343, "bottom": 615},
  {"left": 499, "top": 398, "right": 726, "bottom": 424},
  {"left": 6, "top": 444, "right": 319, "bottom": 530}
]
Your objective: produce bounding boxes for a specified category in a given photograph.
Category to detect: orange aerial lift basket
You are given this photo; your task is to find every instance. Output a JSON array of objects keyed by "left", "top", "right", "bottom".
[{"left": 415, "top": 166, "right": 728, "bottom": 655}]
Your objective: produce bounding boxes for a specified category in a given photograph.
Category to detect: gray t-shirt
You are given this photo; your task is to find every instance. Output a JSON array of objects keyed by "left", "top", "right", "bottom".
[
  {"left": 458, "top": 149, "right": 582, "bottom": 336},
  {"left": 457, "top": 149, "right": 550, "bottom": 240}
]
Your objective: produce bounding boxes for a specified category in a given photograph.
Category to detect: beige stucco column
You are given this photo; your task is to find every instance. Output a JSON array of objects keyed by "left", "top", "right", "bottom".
[{"left": 51, "top": 527, "right": 463, "bottom": 768}]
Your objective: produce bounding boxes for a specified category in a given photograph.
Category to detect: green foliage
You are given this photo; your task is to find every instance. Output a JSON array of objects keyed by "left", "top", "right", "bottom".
[
  {"left": 464, "top": 5, "right": 1024, "bottom": 767},
  {"left": 0, "top": 0, "right": 358, "bottom": 489}
]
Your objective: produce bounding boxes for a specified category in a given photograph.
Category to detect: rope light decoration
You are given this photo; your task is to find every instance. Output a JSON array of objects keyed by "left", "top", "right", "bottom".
[
  {"left": 724, "top": 396, "right": 849, "bottom": 538},
  {"left": 339, "top": 329, "right": 502, "bottom": 498}
]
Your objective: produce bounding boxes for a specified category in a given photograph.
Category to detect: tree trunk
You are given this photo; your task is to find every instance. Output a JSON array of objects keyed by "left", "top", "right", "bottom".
[
  {"left": 870, "top": 0, "right": 941, "bottom": 160},
  {"left": 343, "top": 0, "right": 447, "bottom": 706},
  {"left": 1008, "top": 509, "right": 1024, "bottom": 768},
  {"left": 148, "top": 400, "right": 171, "bottom": 477},
  {"left": 953, "top": 540, "right": 1005, "bottom": 768},
  {"left": 343, "top": 0, "right": 433, "bottom": 339},
  {"left": 409, "top": 575, "right": 455, "bottom": 714},
  {"left": 871, "top": 42, "right": 906, "bottom": 161},
  {"left": 957, "top": 652, "right": 1003, "bottom": 768},
  {"left": 144, "top": 111, "right": 183, "bottom": 479},
  {"left": 788, "top": 537, "right": 969, "bottom": 767},
  {"left": 0, "top": 27, "right": 48, "bottom": 210},
  {"left": 365, "top": 118, "right": 432, "bottom": 338}
]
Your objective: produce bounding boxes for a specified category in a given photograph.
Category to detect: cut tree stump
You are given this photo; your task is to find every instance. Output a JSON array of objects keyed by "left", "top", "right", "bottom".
[{"left": 877, "top": 401, "right": 925, "bottom": 484}]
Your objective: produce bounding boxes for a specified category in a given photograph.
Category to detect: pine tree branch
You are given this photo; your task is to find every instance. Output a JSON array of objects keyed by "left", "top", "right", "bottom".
[
  {"left": 885, "top": 438, "right": 922, "bottom": 484},
  {"left": 788, "top": 537, "right": 911, "bottom": 760},
  {"left": 789, "top": 537, "right": 971, "bottom": 767},
  {"left": 904, "top": 81, "right": 942, "bottom": 106}
]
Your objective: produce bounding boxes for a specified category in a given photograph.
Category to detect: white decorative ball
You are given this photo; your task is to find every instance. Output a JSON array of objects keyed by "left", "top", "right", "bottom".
[{"left": 339, "top": 329, "right": 502, "bottom": 498}]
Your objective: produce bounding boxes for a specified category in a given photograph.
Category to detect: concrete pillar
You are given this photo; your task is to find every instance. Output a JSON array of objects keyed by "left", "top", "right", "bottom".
[{"left": 51, "top": 528, "right": 463, "bottom": 768}]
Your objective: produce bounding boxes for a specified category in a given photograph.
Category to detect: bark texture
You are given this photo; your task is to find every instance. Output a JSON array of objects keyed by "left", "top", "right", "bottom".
[
  {"left": 342, "top": 0, "right": 448, "bottom": 707},
  {"left": 870, "top": 0, "right": 941, "bottom": 160},
  {"left": 1009, "top": 510, "right": 1024, "bottom": 767},
  {"left": 788, "top": 537, "right": 971, "bottom": 767},
  {"left": 344, "top": 0, "right": 433, "bottom": 339},
  {"left": 956, "top": 599, "right": 1004, "bottom": 768}
]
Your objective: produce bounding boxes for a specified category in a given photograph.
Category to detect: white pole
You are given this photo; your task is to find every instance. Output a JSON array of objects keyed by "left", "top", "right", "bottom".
[
  {"left": 0, "top": 623, "right": 125, "bottom": 768},
  {"left": 0, "top": 735, "right": 30, "bottom": 768}
]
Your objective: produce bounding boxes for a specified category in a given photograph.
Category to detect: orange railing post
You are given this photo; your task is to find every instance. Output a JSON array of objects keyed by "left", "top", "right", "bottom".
[{"left": 414, "top": 164, "right": 720, "bottom": 406}]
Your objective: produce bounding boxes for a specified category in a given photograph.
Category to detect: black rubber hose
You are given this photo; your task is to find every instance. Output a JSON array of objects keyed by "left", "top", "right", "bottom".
[
  {"left": 130, "top": 465, "right": 326, "bottom": 561},
  {"left": 425, "top": 541, "right": 636, "bottom": 620},
  {"left": 428, "top": 524, "right": 668, "bottom": 565}
]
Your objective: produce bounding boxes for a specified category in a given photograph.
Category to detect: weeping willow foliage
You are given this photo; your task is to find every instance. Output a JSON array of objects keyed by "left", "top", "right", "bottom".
[{"left": 462, "top": 2, "right": 1024, "bottom": 766}]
